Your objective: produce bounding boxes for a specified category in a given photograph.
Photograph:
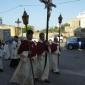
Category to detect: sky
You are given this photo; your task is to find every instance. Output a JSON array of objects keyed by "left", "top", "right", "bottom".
[{"left": 0, "top": 0, "right": 85, "bottom": 30}]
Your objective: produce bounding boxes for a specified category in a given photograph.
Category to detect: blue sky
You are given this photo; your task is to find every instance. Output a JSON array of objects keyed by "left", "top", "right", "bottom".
[{"left": 0, "top": 0, "right": 85, "bottom": 30}]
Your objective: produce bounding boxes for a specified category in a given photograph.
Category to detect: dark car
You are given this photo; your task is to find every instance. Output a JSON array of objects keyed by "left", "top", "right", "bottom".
[{"left": 66, "top": 37, "right": 85, "bottom": 50}]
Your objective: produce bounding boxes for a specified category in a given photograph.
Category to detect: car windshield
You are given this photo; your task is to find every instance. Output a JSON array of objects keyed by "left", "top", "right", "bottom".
[
  {"left": 67, "top": 37, "right": 77, "bottom": 42},
  {"left": 78, "top": 38, "right": 85, "bottom": 42}
]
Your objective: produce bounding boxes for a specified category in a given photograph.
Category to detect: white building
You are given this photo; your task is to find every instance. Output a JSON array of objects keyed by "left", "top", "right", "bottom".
[{"left": 77, "top": 12, "right": 85, "bottom": 28}]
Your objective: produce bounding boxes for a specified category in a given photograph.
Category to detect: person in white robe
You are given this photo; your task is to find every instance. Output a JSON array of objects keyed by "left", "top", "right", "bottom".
[
  {"left": 10, "top": 30, "right": 36, "bottom": 85},
  {"left": 36, "top": 32, "right": 50, "bottom": 83},
  {"left": 0, "top": 40, "right": 4, "bottom": 72},
  {"left": 3, "top": 41, "right": 10, "bottom": 60},
  {"left": 10, "top": 36, "right": 21, "bottom": 68},
  {"left": 50, "top": 37, "right": 60, "bottom": 74}
]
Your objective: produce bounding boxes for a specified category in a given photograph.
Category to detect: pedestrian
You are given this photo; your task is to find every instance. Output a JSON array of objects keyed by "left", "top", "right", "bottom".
[
  {"left": 10, "top": 36, "right": 21, "bottom": 68},
  {"left": 10, "top": 29, "right": 36, "bottom": 85},
  {"left": 36, "top": 32, "right": 50, "bottom": 83},
  {"left": 3, "top": 41, "right": 10, "bottom": 60},
  {"left": 78, "top": 40, "right": 82, "bottom": 51},
  {"left": 0, "top": 40, "right": 4, "bottom": 72},
  {"left": 50, "top": 37, "right": 60, "bottom": 74}
]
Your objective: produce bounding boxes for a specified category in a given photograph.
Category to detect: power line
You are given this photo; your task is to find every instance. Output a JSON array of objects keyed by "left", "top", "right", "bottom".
[
  {"left": 58, "top": 0, "right": 80, "bottom": 4},
  {"left": 0, "top": 6, "right": 19, "bottom": 14},
  {"left": 0, "top": 4, "right": 43, "bottom": 14},
  {"left": 0, "top": 0, "right": 81, "bottom": 14}
]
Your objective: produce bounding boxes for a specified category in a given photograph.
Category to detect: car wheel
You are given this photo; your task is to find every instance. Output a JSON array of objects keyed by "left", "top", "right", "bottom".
[{"left": 68, "top": 45, "right": 73, "bottom": 50}]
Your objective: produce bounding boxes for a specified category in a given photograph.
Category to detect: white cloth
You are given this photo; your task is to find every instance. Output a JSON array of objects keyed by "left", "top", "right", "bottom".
[
  {"left": 11, "top": 40, "right": 20, "bottom": 59},
  {"left": 32, "top": 56, "right": 38, "bottom": 79},
  {"left": 51, "top": 53, "right": 59, "bottom": 72},
  {"left": 10, "top": 51, "right": 34, "bottom": 85},
  {"left": 3, "top": 44, "right": 10, "bottom": 59},
  {"left": 8, "top": 43, "right": 12, "bottom": 59},
  {"left": 37, "top": 52, "right": 49, "bottom": 80},
  {"left": 0, "top": 45, "right": 4, "bottom": 69},
  {"left": 41, "top": 54, "right": 49, "bottom": 80},
  {"left": 51, "top": 46, "right": 60, "bottom": 72}
]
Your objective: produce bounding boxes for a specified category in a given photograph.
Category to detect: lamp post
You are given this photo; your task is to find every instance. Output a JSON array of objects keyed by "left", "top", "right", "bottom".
[
  {"left": 22, "top": 10, "right": 36, "bottom": 85},
  {"left": 15, "top": 18, "right": 21, "bottom": 36},
  {"left": 58, "top": 14, "right": 63, "bottom": 66},
  {"left": 22, "top": 10, "right": 29, "bottom": 33}
]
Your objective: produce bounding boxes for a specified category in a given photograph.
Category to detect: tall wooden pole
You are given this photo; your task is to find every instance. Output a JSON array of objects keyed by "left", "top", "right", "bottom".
[{"left": 39, "top": 0, "right": 56, "bottom": 71}]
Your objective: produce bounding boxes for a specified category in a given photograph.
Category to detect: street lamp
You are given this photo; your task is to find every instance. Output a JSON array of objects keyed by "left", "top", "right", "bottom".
[
  {"left": 58, "top": 14, "right": 63, "bottom": 66},
  {"left": 22, "top": 9, "right": 35, "bottom": 85},
  {"left": 22, "top": 10, "right": 29, "bottom": 33},
  {"left": 58, "top": 14, "right": 63, "bottom": 48}
]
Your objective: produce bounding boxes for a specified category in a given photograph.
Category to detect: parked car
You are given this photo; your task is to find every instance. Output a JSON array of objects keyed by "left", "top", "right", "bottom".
[{"left": 66, "top": 37, "right": 85, "bottom": 50}]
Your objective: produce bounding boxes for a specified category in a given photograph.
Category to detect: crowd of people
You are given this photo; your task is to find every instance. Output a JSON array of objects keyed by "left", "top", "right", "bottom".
[
  {"left": 0, "top": 36, "right": 21, "bottom": 71},
  {"left": 0, "top": 29, "right": 60, "bottom": 85}
]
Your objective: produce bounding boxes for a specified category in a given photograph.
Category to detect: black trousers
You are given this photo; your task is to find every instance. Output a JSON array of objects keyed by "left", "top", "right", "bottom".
[{"left": 10, "top": 58, "right": 20, "bottom": 68}]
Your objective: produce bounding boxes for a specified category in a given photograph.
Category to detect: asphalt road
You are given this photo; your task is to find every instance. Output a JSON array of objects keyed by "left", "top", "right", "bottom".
[{"left": 0, "top": 45, "right": 85, "bottom": 85}]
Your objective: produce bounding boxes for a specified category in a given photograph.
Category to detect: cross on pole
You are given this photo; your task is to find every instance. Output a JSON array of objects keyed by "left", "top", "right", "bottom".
[
  {"left": 40, "top": 0, "right": 56, "bottom": 41},
  {"left": 15, "top": 18, "right": 21, "bottom": 27},
  {"left": 39, "top": 0, "right": 56, "bottom": 72},
  {"left": 15, "top": 18, "right": 21, "bottom": 36}
]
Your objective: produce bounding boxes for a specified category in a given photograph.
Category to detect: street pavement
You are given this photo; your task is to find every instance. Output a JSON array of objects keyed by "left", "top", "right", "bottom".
[{"left": 0, "top": 44, "right": 85, "bottom": 85}]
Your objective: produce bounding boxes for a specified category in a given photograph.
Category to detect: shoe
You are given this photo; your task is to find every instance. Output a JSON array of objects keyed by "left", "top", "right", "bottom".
[
  {"left": 0, "top": 69, "right": 3, "bottom": 72},
  {"left": 51, "top": 69, "right": 53, "bottom": 72},
  {"left": 54, "top": 72, "right": 60, "bottom": 74},
  {"left": 34, "top": 78, "right": 39, "bottom": 82},
  {"left": 43, "top": 79, "right": 50, "bottom": 83}
]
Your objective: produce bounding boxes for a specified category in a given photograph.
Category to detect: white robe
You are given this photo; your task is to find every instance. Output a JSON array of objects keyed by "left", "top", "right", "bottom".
[
  {"left": 51, "top": 45, "right": 60, "bottom": 72},
  {"left": 3, "top": 44, "right": 10, "bottom": 59},
  {"left": 0, "top": 45, "right": 4, "bottom": 69},
  {"left": 11, "top": 40, "right": 20, "bottom": 59},
  {"left": 37, "top": 52, "right": 49, "bottom": 80},
  {"left": 10, "top": 51, "right": 34, "bottom": 85}
]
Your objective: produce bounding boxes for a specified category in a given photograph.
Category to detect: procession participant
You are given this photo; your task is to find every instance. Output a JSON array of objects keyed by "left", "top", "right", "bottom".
[
  {"left": 36, "top": 32, "right": 50, "bottom": 83},
  {"left": 0, "top": 40, "right": 4, "bottom": 72},
  {"left": 3, "top": 41, "right": 10, "bottom": 60},
  {"left": 10, "top": 29, "right": 36, "bottom": 85},
  {"left": 50, "top": 37, "right": 60, "bottom": 74},
  {"left": 78, "top": 39, "right": 82, "bottom": 51},
  {"left": 8, "top": 37, "right": 13, "bottom": 59},
  {"left": 10, "top": 36, "right": 21, "bottom": 68}
]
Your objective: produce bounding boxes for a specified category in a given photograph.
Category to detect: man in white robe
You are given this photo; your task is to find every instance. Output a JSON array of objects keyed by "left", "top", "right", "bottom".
[
  {"left": 36, "top": 32, "right": 50, "bottom": 83},
  {"left": 10, "top": 36, "right": 21, "bottom": 68},
  {"left": 50, "top": 37, "right": 60, "bottom": 74},
  {"left": 10, "top": 30, "right": 36, "bottom": 85},
  {"left": 3, "top": 42, "right": 10, "bottom": 60},
  {"left": 0, "top": 40, "right": 4, "bottom": 72}
]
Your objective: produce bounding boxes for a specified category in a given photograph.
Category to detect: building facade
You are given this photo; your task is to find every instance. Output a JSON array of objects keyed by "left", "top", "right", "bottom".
[
  {"left": 64, "top": 18, "right": 80, "bottom": 37},
  {"left": 0, "top": 24, "right": 19, "bottom": 36},
  {"left": 77, "top": 12, "right": 85, "bottom": 28}
]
